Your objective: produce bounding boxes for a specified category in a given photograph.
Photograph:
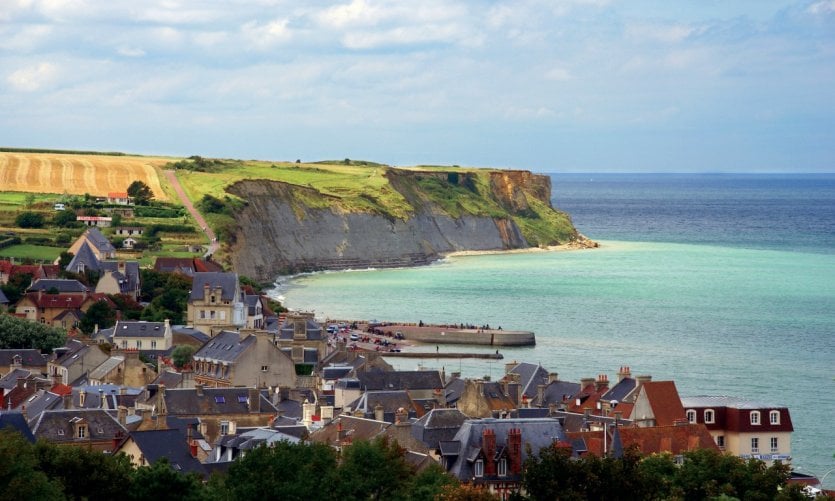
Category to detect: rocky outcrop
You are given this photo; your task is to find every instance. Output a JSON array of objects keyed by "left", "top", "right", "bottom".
[{"left": 225, "top": 169, "right": 577, "bottom": 281}]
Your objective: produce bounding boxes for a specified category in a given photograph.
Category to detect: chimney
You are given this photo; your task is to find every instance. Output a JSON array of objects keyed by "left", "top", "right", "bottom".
[
  {"left": 63, "top": 392, "right": 73, "bottom": 410},
  {"left": 11, "top": 354, "right": 21, "bottom": 368},
  {"left": 195, "top": 383, "right": 204, "bottom": 397},
  {"left": 117, "top": 405, "right": 127, "bottom": 426},
  {"left": 374, "top": 403, "right": 385, "bottom": 422},
  {"left": 482, "top": 429, "right": 497, "bottom": 476},
  {"left": 99, "top": 388, "right": 105, "bottom": 409},
  {"left": 595, "top": 374, "right": 609, "bottom": 392},
  {"left": 395, "top": 407, "right": 408, "bottom": 426},
  {"left": 635, "top": 375, "right": 652, "bottom": 391},
  {"left": 248, "top": 388, "right": 260, "bottom": 413},
  {"left": 504, "top": 361, "right": 517, "bottom": 375},
  {"left": 548, "top": 372, "right": 559, "bottom": 384},
  {"left": 537, "top": 384, "right": 545, "bottom": 406},
  {"left": 580, "top": 377, "right": 595, "bottom": 390},
  {"left": 79, "top": 389, "right": 86, "bottom": 407},
  {"left": 617, "top": 366, "right": 632, "bottom": 382},
  {"left": 508, "top": 428, "right": 523, "bottom": 474}
]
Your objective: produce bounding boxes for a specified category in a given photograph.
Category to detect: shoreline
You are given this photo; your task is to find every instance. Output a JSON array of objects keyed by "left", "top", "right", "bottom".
[{"left": 442, "top": 236, "right": 599, "bottom": 259}]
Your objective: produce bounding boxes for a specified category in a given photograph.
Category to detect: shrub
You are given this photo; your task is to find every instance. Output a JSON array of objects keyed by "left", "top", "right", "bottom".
[{"left": 15, "top": 211, "right": 45, "bottom": 228}]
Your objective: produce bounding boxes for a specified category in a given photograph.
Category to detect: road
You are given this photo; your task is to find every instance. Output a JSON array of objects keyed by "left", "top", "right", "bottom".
[{"left": 163, "top": 169, "right": 219, "bottom": 258}]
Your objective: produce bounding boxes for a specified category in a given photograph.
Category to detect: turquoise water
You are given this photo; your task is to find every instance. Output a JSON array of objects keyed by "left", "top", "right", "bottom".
[{"left": 273, "top": 174, "right": 835, "bottom": 483}]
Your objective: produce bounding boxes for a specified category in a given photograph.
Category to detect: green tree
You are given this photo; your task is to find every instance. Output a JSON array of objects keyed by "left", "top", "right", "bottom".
[
  {"left": 0, "top": 271, "right": 33, "bottom": 304},
  {"left": 172, "top": 345, "right": 195, "bottom": 369},
  {"left": 0, "top": 313, "right": 66, "bottom": 351},
  {"left": 15, "top": 211, "right": 45, "bottom": 228},
  {"left": 35, "top": 439, "right": 133, "bottom": 501},
  {"left": 79, "top": 299, "right": 117, "bottom": 334},
  {"left": 0, "top": 429, "right": 63, "bottom": 501},
  {"left": 128, "top": 458, "right": 206, "bottom": 501},
  {"left": 224, "top": 441, "right": 339, "bottom": 500},
  {"left": 407, "top": 463, "right": 459, "bottom": 501},
  {"left": 336, "top": 437, "right": 415, "bottom": 501},
  {"left": 53, "top": 209, "right": 79, "bottom": 227},
  {"left": 127, "top": 180, "right": 154, "bottom": 205}
]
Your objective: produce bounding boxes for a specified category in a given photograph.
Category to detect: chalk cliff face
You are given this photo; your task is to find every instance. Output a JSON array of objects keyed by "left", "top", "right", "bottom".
[{"left": 226, "top": 169, "right": 577, "bottom": 281}]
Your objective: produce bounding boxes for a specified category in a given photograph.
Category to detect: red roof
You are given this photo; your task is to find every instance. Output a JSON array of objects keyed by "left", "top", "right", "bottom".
[
  {"left": 642, "top": 381, "right": 686, "bottom": 426},
  {"left": 50, "top": 384, "right": 72, "bottom": 396},
  {"left": 568, "top": 423, "right": 719, "bottom": 457}
]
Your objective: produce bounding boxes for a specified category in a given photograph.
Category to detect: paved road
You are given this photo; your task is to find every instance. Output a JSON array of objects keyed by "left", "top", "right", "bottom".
[{"left": 163, "top": 169, "right": 219, "bottom": 257}]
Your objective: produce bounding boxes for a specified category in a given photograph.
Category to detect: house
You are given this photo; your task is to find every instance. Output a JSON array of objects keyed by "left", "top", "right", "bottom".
[
  {"left": 187, "top": 272, "right": 245, "bottom": 335},
  {"left": 347, "top": 390, "right": 423, "bottom": 423},
  {"left": 122, "top": 237, "right": 138, "bottom": 249},
  {"left": 567, "top": 422, "right": 719, "bottom": 459},
  {"left": 244, "top": 294, "right": 265, "bottom": 329},
  {"left": 77, "top": 216, "right": 113, "bottom": 227},
  {"left": 0, "top": 260, "right": 61, "bottom": 285},
  {"left": 64, "top": 227, "right": 116, "bottom": 262},
  {"left": 456, "top": 379, "right": 519, "bottom": 418},
  {"left": 442, "top": 418, "right": 568, "bottom": 498},
  {"left": 680, "top": 395, "right": 794, "bottom": 465},
  {"left": 96, "top": 261, "right": 141, "bottom": 299},
  {"left": 15, "top": 289, "right": 115, "bottom": 327},
  {"left": 275, "top": 312, "right": 327, "bottom": 367},
  {"left": 504, "top": 361, "right": 550, "bottom": 401},
  {"left": 154, "top": 257, "right": 223, "bottom": 277},
  {"left": 107, "top": 192, "right": 132, "bottom": 205},
  {"left": 135, "top": 385, "right": 281, "bottom": 445},
  {"left": 0, "top": 349, "right": 48, "bottom": 376},
  {"left": 47, "top": 340, "right": 110, "bottom": 386},
  {"left": 117, "top": 428, "right": 207, "bottom": 476},
  {"left": 114, "top": 226, "right": 144, "bottom": 237},
  {"left": 31, "top": 408, "right": 127, "bottom": 452},
  {"left": 207, "top": 427, "right": 300, "bottom": 464},
  {"left": 191, "top": 330, "right": 296, "bottom": 389},
  {"left": 410, "top": 408, "right": 469, "bottom": 455},
  {"left": 27, "top": 279, "right": 89, "bottom": 295},
  {"left": 88, "top": 350, "right": 157, "bottom": 387},
  {"left": 534, "top": 374, "right": 581, "bottom": 410},
  {"left": 108, "top": 320, "right": 174, "bottom": 352},
  {"left": 631, "top": 381, "right": 686, "bottom": 428}
]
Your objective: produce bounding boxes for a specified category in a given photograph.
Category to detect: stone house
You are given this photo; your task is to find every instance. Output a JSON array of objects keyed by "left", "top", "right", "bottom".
[
  {"left": 104, "top": 319, "right": 174, "bottom": 352},
  {"left": 15, "top": 290, "right": 114, "bottom": 327},
  {"left": 30, "top": 408, "right": 127, "bottom": 452},
  {"left": 187, "top": 272, "right": 245, "bottom": 335},
  {"left": 191, "top": 330, "right": 296, "bottom": 389},
  {"left": 276, "top": 312, "right": 327, "bottom": 368},
  {"left": 88, "top": 350, "right": 157, "bottom": 387},
  {"left": 457, "top": 379, "right": 520, "bottom": 418},
  {"left": 65, "top": 227, "right": 116, "bottom": 262},
  {"left": 47, "top": 340, "right": 110, "bottom": 386}
]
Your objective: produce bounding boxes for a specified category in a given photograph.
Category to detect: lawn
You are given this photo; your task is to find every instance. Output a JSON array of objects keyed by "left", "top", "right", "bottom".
[{"left": 0, "top": 244, "right": 63, "bottom": 262}]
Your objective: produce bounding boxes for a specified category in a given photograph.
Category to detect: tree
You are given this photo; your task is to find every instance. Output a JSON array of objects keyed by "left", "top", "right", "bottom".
[
  {"left": 53, "top": 208, "right": 79, "bottom": 227},
  {"left": 127, "top": 180, "right": 153, "bottom": 205},
  {"left": 15, "top": 211, "right": 45, "bottom": 228},
  {"left": 336, "top": 437, "right": 415, "bottom": 500},
  {"left": 35, "top": 439, "right": 134, "bottom": 500},
  {"left": 224, "top": 441, "right": 339, "bottom": 500},
  {"left": 128, "top": 458, "right": 206, "bottom": 501},
  {"left": 79, "top": 299, "right": 117, "bottom": 334},
  {"left": 407, "top": 463, "right": 460, "bottom": 501},
  {"left": 172, "top": 345, "right": 195, "bottom": 369},
  {"left": 0, "top": 313, "right": 66, "bottom": 351},
  {"left": 0, "top": 272, "right": 33, "bottom": 304},
  {"left": 0, "top": 429, "right": 63, "bottom": 501}
]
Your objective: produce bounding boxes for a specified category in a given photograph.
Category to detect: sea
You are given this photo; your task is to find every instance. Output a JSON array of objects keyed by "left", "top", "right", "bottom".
[{"left": 273, "top": 173, "right": 835, "bottom": 485}]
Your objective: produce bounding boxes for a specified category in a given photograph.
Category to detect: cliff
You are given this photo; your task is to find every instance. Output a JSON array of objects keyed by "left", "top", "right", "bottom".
[{"left": 225, "top": 168, "right": 579, "bottom": 281}]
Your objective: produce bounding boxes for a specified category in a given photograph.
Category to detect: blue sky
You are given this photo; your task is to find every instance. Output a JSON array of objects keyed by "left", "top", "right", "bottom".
[{"left": 2, "top": 0, "right": 834, "bottom": 172}]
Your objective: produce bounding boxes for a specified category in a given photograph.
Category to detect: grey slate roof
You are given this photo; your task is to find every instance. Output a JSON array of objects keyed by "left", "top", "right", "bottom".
[
  {"left": 601, "top": 377, "right": 636, "bottom": 403},
  {"left": 444, "top": 377, "right": 466, "bottom": 406},
  {"left": 0, "top": 349, "right": 47, "bottom": 368},
  {"left": 507, "top": 362, "right": 550, "bottom": 398},
  {"left": 88, "top": 356, "right": 125, "bottom": 381},
  {"left": 357, "top": 370, "right": 444, "bottom": 392},
  {"left": 189, "top": 272, "right": 239, "bottom": 301},
  {"left": 445, "top": 418, "right": 567, "bottom": 481},
  {"left": 350, "top": 390, "right": 417, "bottom": 423},
  {"left": 193, "top": 330, "right": 254, "bottom": 363},
  {"left": 161, "top": 388, "right": 279, "bottom": 416},
  {"left": 31, "top": 408, "right": 127, "bottom": 442},
  {"left": 0, "top": 369, "right": 32, "bottom": 390},
  {"left": 244, "top": 295, "right": 260, "bottom": 315},
  {"left": 0, "top": 412, "right": 36, "bottom": 442},
  {"left": 28, "top": 279, "right": 89, "bottom": 294},
  {"left": 323, "top": 365, "right": 354, "bottom": 381},
  {"left": 19, "top": 390, "right": 61, "bottom": 420},
  {"left": 113, "top": 321, "right": 168, "bottom": 338},
  {"left": 540, "top": 380, "right": 582, "bottom": 407},
  {"left": 278, "top": 319, "right": 323, "bottom": 341},
  {"left": 680, "top": 395, "right": 788, "bottom": 409},
  {"left": 99, "top": 261, "right": 140, "bottom": 293},
  {"left": 66, "top": 241, "right": 101, "bottom": 272},
  {"left": 0, "top": 288, "right": 8, "bottom": 304},
  {"left": 84, "top": 227, "right": 117, "bottom": 255},
  {"left": 171, "top": 325, "right": 211, "bottom": 344},
  {"left": 411, "top": 408, "right": 468, "bottom": 449},
  {"left": 153, "top": 370, "right": 184, "bottom": 388},
  {"left": 129, "top": 429, "right": 206, "bottom": 475}
]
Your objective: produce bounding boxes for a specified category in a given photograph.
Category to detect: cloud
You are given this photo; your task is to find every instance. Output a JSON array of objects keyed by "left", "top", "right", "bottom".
[
  {"left": 241, "top": 18, "right": 293, "bottom": 49},
  {"left": 625, "top": 23, "right": 697, "bottom": 44},
  {"left": 6, "top": 62, "right": 59, "bottom": 92},
  {"left": 807, "top": 0, "right": 835, "bottom": 15},
  {"left": 117, "top": 46, "right": 146, "bottom": 57}
]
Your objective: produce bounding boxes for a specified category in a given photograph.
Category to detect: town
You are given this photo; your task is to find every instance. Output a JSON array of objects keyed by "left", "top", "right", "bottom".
[{"left": 0, "top": 216, "right": 828, "bottom": 498}]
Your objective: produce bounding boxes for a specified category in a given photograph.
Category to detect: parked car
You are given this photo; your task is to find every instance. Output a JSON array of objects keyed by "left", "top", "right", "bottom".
[{"left": 349, "top": 333, "right": 360, "bottom": 341}]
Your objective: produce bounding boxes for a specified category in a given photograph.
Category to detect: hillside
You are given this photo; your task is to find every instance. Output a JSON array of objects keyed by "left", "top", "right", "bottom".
[{"left": 0, "top": 152, "right": 585, "bottom": 280}]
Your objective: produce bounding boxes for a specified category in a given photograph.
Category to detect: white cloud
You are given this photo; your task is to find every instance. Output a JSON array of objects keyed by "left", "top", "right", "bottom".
[
  {"left": 0, "top": 24, "right": 53, "bottom": 51},
  {"left": 117, "top": 46, "right": 146, "bottom": 57},
  {"left": 807, "top": 0, "right": 835, "bottom": 15},
  {"left": 241, "top": 18, "right": 293, "bottom": 49},
  {"left": 6, "top": 62, "right": 59, "bottom": 92},
  {"left": 545, "top": 67, "right": 572, "bottom": 81},
  {"left": 625, "top": 23, "right": 696, "bottom": 44}
]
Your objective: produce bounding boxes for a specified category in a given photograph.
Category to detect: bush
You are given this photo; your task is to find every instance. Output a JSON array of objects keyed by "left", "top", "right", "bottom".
[
  {"left": 15, "top": 211, "right": 45, "bottom": 228},
  {"left": 53, "top": 209, "right": 79, "bottom": 227},
  {"left": 197, "top": 194, "right": 228, "bottom": 214},
  {"left": 134, "top": 206, "right": 182, "bottom": 218}
]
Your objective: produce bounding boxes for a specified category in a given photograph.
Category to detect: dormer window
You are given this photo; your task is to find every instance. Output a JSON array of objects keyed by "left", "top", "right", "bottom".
[
  {"left": 704, "top": 409, "right": 715, "bottom": 424},
  {"left": 686, "top": 410, "right": 696, "bottom": 423},
  {"left": 210, "top": 295, "right": 216, "bottom": 304},
  {"left": 76, "top": 424, "right": 88, "bottom": 439},
  {"left": 498, "top": 458, "right": 507, "bottom": 477},
  {"left": 474, "top": 459, "right": 484, "bottom": 478},
  {"left": 769, "top": 410, "right": 780, "bottom": 425},
  {"left": 750, "top": 411, "right": 760, "bottom": 425}
]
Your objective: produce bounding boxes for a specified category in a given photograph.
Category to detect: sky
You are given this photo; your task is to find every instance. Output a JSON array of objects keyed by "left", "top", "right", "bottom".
[{"left": 2, "top": 0, "right": 834, "bottom": 172}]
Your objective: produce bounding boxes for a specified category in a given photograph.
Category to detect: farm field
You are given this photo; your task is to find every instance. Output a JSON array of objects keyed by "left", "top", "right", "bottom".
[
  {"left": 0, "top": 244, "right": 63, "bottom": 262},
  {"left": 0, "top": 152, "right": 171, "bottom": 201}
]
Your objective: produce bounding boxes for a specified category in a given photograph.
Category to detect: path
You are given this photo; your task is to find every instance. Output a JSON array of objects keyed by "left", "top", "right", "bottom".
[{"left": 163, "top": 169, "right": 218, "bottom": 257}]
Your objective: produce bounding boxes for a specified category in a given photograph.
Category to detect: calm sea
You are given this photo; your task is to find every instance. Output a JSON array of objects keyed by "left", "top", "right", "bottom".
[{"left": 274, "top": 173, "right": 835, "bottom": 484}]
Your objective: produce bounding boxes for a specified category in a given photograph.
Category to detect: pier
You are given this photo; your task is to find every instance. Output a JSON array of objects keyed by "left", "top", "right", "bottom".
[{"left": 379, "top": 351, "right": 503, "bottom": 360}]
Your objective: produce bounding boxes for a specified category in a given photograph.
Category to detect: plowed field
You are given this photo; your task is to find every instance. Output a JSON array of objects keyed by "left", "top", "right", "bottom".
[{"left": 0, "top": 152, "right": 169, "bottom": 200}]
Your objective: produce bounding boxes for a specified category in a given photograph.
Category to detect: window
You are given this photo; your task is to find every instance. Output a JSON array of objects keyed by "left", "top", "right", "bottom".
[
  {"left": 474, "top": 459, "right": 484, "bottom": 478},
  {"left": 686, "top": 410, "right": 696, "bottom": 423},
  {"left": 136, "top": 340, "right": 142, "bottom": 349},
  {"left": 121, "top": 340, "right": 127, "bottom": 348},
  {"left": 220, "top": 421, "right": 229, "bottom": 435},
  {"left": 770, "top": 437, "right": 778, "bottom": 452},
  {"left": 211, "top": 295, "right": 216, "bottom": 304},
  {"left": 200, "top": 310, "right": 206, "bottom": 319},
  {"left": 704, "top": 409, "right": 715, "bottom": 423},
  {"left": 498, "top": 458, "right": 507, "bottom": 477},
  {"left": 151, "top": 341, "right": 156, "bottom": 349},
  {"left": 769, "top": 411, "right": 780, "bottom": 425},
  {"left": 220, "top": 311, "right": 226, "bottom": 320},
  {"left": 215, "top": 395, "right": 226, "bottom": 404},
  {"left": 750, "top": 411, "right": 760, "bottom": 425},
  {"left": 77, "top": 425, "right": 87, "bottom": 439},
  {"left": 716, "top": 435, "right": 725, "bottom": 448},
  {"left": 751, "top": 437, "right": 759, "bottom": 453},
  {"left": 261, "top": 365, "right": 269, "bottom": 372},
  {"left": 210, "top": 310, "right": 216, "bottom": 320}
]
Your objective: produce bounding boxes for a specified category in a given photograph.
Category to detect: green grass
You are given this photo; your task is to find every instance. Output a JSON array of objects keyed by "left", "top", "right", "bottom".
[{"left": 0, "top": 244, "right": 63, "bottom": 262}]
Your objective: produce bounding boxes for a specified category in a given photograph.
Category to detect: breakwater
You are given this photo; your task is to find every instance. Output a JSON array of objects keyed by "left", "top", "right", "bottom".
[{"left": 358, "top": 322, "right": 536, "bottom": 347}]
